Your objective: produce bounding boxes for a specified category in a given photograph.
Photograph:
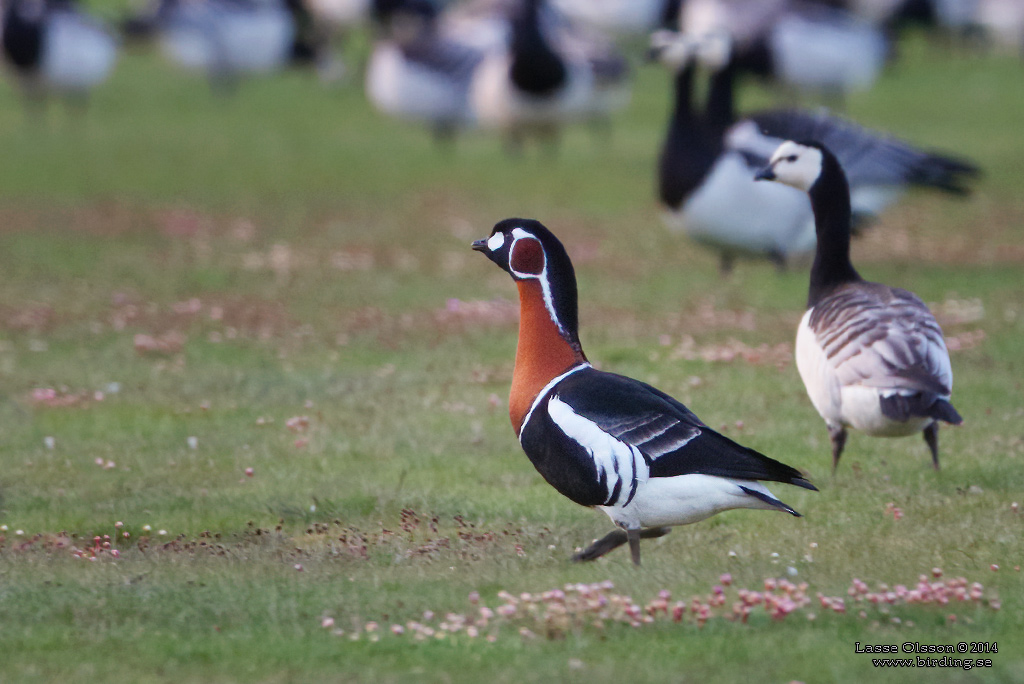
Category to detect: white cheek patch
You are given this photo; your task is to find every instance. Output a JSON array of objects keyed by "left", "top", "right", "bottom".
[
  {"left": 789, "top": 147, "right": 823, "bottom": 190},
  {"left": 487, "top": 232, "right": 505, "bottom": 251},
  {"left": 768, "top": 142, "right": 822, "bottom": 191}
]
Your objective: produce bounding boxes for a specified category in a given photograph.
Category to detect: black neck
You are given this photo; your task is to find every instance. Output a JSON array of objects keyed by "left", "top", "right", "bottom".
[
  {"left": 670, "top": 61, "right": 696, "bottom": 125},
  {"left": 807, "top": 152, "right": 862, "bottom": 307},
  {"left": 704, "top": 61, "right": 736, "bottom": 132},
  {"left": 658, "top": 62, "right": 718, "bottom": 208},
  {"left": 509, "top": 0, "right": 566, "bottom": 95},
  {"left": 543, "top": 248, "right": 583, "bottom": 354}
]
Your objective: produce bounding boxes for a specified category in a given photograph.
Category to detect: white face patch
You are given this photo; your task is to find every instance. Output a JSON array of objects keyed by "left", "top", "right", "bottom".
[
  {"left": 650, "top": 31, "right": 696, "bottom": 70},
  {"left": 766, "top": 141, "right": 823, "bottom": 192},
  {"left": 696, "top": 31, "right": 732, "bottom": 71},
  {"left": 487, "top": 232, "right": 505, "bottom": 251}
]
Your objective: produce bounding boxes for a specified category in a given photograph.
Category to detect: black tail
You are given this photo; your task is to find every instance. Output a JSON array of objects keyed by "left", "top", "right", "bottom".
[
  {"left": 740, "top": 486, "right": 801, "bottom": 517},
  {"left": 653, "top": 428, "right": 819, "bottom": 492},
  {"left": 929, "top": 398, "right": 963, "bottom": 425},
  {"left": 909, "top": 153, "right": 981, "bottom": 195},
  {"left": 880, "top": 393, "right": 963, "bottom": 425}
]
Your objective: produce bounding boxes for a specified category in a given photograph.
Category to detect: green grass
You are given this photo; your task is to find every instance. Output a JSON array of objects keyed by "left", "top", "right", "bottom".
[{"left": 0, "top": 31, "right": 1023, "bottom": 684}]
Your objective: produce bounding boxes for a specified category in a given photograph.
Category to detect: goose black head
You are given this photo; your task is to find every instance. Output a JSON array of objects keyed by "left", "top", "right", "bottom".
[
  {"left": 695, "top": 30, "right": 733, "bottom": 72},
  {"left": 508, "top": 0, "right": 566, "bottom": 96},
  {"left": 472, "top": 217, "right": 580, "bottom": 341},
  {"left": 754, "top": 140, "right": 828, "bottom": 191},
  {"left": 756, "top": 139, "right": 851, "bottom": 195},
  {"left": 756, "top": 140, "right": 860, "bottom": 301}
]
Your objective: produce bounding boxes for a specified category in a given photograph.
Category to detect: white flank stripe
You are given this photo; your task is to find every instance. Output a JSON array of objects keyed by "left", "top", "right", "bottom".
[
  {"left": 518, "top": 363, "right": 591, "bottom": 437},
  {"left": 547, "top": 396, "right": 649, "bottom": 506}
]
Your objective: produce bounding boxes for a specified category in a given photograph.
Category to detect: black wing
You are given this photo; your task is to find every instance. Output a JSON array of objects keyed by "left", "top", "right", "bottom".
[
  {"left": 748, "top": 109, "right": 979, "bottom": 193},
  {"left": 554, "top": 368, "right": 815, "bottom": 489}
]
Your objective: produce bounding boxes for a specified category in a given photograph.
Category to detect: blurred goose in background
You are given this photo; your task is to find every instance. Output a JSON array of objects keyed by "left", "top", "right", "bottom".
[
  {"left": 125, "top": 0, "right": 330, "bottom": 77},
  {"left": 756, "top": 140, "right": 962, "bottom": 472},
  {"left": 681, "top": 0, "right": 888, "bottom": 101},
  {"left": 294, "top": 0, "right": 421, "bottom": 81},
  {"left": 802, "top": 0, "right": 1020, "bottom": 52},
  {"left": 152, "top": 0, "right": 295, "bottom": 89},
  {"left": 975, "top": 0, "right": 1024, "bottom": 52},
  {"left": 365, "top": 0, "right": 484, "bottom": 139},
  {"left": 825, "top": 0, "right": 976, "bottom": 31},
  {"left": 650, "top": 30, "right": 979, "bottom": 273},
  {"left": 1, "top": 0, "right": 118, "bottom": 101},
  {"left": 549, "top": 0, "right": 682, "bottom": 35},
  {"left": 467, "top": 0, "right": 630, "bottom": 151}
]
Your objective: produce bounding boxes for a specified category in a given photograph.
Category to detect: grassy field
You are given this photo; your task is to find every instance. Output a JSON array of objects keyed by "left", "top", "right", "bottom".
[{"left": 0, "top": 27, "right": 1022, "bottom": 683}]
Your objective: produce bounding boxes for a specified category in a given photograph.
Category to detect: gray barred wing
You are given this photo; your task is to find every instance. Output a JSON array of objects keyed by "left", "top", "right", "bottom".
[{"left": 809, "top": 282, "right": 953, "bottom": 395}]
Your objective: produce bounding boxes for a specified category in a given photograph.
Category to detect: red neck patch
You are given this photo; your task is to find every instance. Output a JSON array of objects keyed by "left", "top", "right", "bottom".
[{"left": 510, "top": 237, "right": 545, "bottom": 276}]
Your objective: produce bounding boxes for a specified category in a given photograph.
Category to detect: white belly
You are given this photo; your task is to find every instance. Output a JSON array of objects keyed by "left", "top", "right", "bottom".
[
  {"left": 43, "top": 13, "right": 118, "bottom": 90},
  {"left": 470, "top": 55, "right": 594, "bottom": 129},
  {"left": 550, "top": 0, "right": 665, "bottom": 33},
  {"left": 679, "top": 154, "right": 817, "bottom": 257},
  {"left": 366, "top": 45, "right": 472, "bottom": 124},
  {"left": 795, "top": 310, "right": 841, "bottom": 425},
  {"left": 600, "top": 474, "right": 784, "bottom": 530},
  {"left": 796, "top": 311, "right": 933, "bottom": 437},
  {"left": 840, "top": 386, "right": 933, "bottom": 436},
  {"left": 305, "top": 0, "right": 370, "bottom": 26},
  {"left": 769, "top": 13, "right": 886, "bottom": 93}
]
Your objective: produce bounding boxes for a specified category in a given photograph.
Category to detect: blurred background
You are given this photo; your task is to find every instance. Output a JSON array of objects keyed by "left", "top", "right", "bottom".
[
  {"left": 1, "top": 0, "right": 1022, "bottom": 457},
  {"left": 1, "top": 3, "right": 1023, "bottom": 680}
]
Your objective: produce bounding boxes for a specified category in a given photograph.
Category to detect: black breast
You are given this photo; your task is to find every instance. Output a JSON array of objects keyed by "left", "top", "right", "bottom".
[
  {"left": 518, "top": 396, "right": 610, "bottom": 508},
  {"left": 2, "top": 0, "right": 45, "bottom": 72}
]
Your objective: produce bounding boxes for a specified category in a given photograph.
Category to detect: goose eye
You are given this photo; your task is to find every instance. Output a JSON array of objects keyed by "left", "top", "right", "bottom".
[
  {"left": 487, "top": 232, "right": 505, "bottom": 251},
  {"left": 786, "top": 155, "right": 798, "bottom": 162}
]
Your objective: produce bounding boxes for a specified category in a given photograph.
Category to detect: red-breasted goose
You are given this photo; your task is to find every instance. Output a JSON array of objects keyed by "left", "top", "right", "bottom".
[{"left": 472, "top": 218, "right": 816, "bottom": 565}]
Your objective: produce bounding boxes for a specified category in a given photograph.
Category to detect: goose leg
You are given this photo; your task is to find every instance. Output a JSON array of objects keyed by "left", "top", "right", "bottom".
[
  {"left": 767, "top": 248, "right": 788, "bottom": 273},
  {"left": 503, "top": 128, "right": 525, "bottom": 158},
  {"left": 571, "top": 527, "right": 671, "bottom": 563},
  {"left": 627, "top": 528, "right": 642, "bottom": 566},
  {"left": 718, "top": 252, "right": 735, "bottom": 277},
  {"left": 537, "top": 122, "right": 562, "bottom": 159},
  {"left": 829, "top": 424, "right": 847, "bottom": 474},
  {"left": 923, "top": 422, "right": 940, "bottom": 470},
  {"left": 431, "top": 121, "right": 458, "bottom": 148}
]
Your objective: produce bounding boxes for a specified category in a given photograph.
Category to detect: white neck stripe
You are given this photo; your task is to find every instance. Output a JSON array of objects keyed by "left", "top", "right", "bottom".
[
  {"left": 508, "top": 229, "right": 565, "bottom": 338},
  {"left": 518, "top": 363, "right": 591, "bottom": 438}
]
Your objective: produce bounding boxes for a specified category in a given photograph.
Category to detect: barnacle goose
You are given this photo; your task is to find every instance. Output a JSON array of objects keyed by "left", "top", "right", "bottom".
[
  {"left": 473, "top": 218, "right": 816, "bottom": 565},
  {"left": 468, "top": 0, "right": 630, "bottom": 150},
  {"left": 756, "top": 140, "right": 963, "bottom": 472},
  {"left": 550, "top": 0, "right": 682, "bottom": 35},
  {"left": 681, "top": 0, "right": 888, "bottom": 99},
  {"left": 156, "top": 0, "right": 295, "bottom": 89},
  {"left": 1, "top": 0, "right": 118, "bottom": 99},
  {"left": 650, "top": 30, "right": 979, "bottom": 273},
  {"left": 365, "top": 0, "right": 484, "bottom": 139}
]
